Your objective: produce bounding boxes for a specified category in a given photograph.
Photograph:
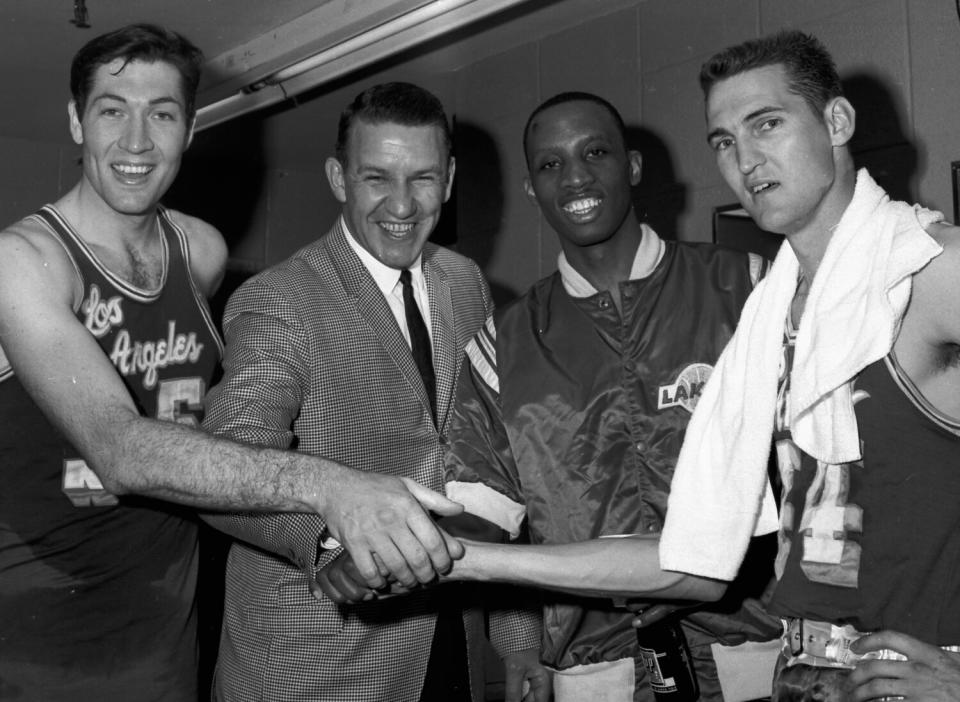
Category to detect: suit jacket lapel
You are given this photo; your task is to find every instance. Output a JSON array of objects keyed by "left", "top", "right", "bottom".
[
  {"left": 423, "top": 245, "right": 456, "bottom": 428},
  {"left": 324, "top": 220, "right": 435, "bottom": 418}
]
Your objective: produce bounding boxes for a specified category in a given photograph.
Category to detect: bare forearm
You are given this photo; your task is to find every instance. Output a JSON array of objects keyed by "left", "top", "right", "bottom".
[
  {"left": 447, "top": 536, "right": 727, "bottom": 600},
  {"left": 90, "top": 413, "right": 339, "bottom": 514}
]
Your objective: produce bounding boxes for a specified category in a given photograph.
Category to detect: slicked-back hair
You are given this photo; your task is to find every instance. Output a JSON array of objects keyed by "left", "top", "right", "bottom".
[
  {"left": 334, "top": 82, "right": 453, "bottom": 167},
  {"left": 71, "top": 23, "right": 203, "bottom": 120},
  {"left": 522, "top": 92, "right": 627, "bottom": 165},
  {"left": 699, "top": 30, "right": 843, "bottom": 116}
]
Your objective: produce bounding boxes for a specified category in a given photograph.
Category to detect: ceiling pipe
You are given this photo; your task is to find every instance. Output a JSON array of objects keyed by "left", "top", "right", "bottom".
[{"left": 195, "top": 0, "right": 531, "bottom": 131}]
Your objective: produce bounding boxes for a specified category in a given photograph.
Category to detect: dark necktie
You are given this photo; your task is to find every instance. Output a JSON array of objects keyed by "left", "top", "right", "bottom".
[{"left": 399, "top": 268, "right": 436, "bottom": 421}]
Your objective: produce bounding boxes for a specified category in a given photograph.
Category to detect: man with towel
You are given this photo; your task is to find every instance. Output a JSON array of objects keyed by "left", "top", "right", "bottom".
[
  {"left": 662, "top": 30, "right": 960, "bottom": 701},
  {"left": 440, "top": 30, "right": 960, "bottom": 702}
]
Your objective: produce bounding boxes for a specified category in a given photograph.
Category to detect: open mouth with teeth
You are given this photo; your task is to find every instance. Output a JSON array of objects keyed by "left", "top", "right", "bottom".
[
  {"left": 563, "top": 197, "right": 602, "bottom": 217},
  {"left": 749, "top": 182, "right": 777, "bottom": 195},
  {"left": 113, "top": 163, "right": 153, "bottom": 180},
  {"left": 380, "top": 221, "right": 416, "bottom": 237}
]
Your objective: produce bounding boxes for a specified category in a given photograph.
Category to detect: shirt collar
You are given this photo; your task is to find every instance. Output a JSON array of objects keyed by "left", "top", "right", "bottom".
[
  {"left": 341, "top": 215, "right": 424, "bottom": 295},
  {"left": 557, "top": 223, "right": 665, "bottom": 298}
]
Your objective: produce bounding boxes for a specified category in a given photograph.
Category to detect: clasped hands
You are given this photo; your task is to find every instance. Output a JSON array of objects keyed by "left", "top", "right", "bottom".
[{"left": 313, "top": 509, "right": 496, "bottom": 604}]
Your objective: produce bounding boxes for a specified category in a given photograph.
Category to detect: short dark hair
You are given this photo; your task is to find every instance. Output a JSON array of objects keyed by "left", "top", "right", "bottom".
[
  {"left": 522, "top": 92, "right": 627, "bottom": 164},
  {"left": 71, "top": 23, "right": 204, "bottom": 120},
  {"left": 699, "top": 30, "right": 843, "bottom": 115},
  {"left": 335, "top": 82, "right": 452, "bottom": 166}
]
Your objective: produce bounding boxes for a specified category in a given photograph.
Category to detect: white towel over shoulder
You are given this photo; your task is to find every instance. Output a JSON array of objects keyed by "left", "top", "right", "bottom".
[{"left": 660, "top": 170, "right": 943, "bottom": 581}]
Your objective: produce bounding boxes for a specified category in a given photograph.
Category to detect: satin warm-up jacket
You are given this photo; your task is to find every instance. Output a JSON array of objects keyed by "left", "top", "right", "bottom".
[{"left": 446, "top": 236, "right": 779, "bottom": 673}]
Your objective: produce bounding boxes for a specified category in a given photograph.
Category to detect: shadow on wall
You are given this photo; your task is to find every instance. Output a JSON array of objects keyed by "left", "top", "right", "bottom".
[
  {"left": 164, "top": 116, "right": 268, "bottom": 328},
  {"left": 843, "top": 71, "right": 918, "bottom": 204},
  {"left": 627, "top": 125, "right": 688, "bottom": 240},
  {"left": 446, "top": 120, "right": 518, "bottom": 306}
]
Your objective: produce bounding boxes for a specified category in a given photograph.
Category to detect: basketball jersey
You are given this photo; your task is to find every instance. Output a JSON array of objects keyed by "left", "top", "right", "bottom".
[
  {"left": 0, "top": 205, "right": 223, "bottom": 701},
  {"left": 769, "top": 319, "right": 960, "bottom": 644}
]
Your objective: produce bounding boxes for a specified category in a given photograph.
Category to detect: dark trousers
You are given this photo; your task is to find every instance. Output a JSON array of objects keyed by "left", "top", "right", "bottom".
[{"left": 419, "top": 593, "right": 471, "bottom": 702}]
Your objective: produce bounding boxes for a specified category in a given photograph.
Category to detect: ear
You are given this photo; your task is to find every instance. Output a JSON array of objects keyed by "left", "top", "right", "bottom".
[
  {"left": 824, "top": 96, "right": 855, "bottom": 147},
  {"left": 627, "top": 150, "right": 643, "bottom": 186},
  {"left": 523, "top": 176, "right": 539, "bottom": 208},
  {"left": 68, "top": 100, "right": 83, "bottom": 145},
  {"left": 325, "top": 157, "right": 347, "bottom": 203},
  {"left": 443, "top": 156, "right": 456, "bottom": 202}
]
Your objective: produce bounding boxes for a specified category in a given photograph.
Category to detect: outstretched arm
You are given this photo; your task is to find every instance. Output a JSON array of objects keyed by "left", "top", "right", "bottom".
[
  {"left": 0, "top": 219, "right": 461, "bottom": 589},
  {"left": 446, "top": 535, "right": 728, "bottom": 601}
]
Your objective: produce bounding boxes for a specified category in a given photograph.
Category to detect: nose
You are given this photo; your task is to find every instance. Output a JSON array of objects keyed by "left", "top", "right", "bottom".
[
  {"left": 385, "top": 180, "right": 416, "bottom": 218},
  {"left": 561, "top": 159, "right": 594, "bottom": 189},
  {"left": 119, "top": 115, "right": 154, "bottom": 153},
  {"left": 736, "top": 140, "right": 764, "bottom": 175}
]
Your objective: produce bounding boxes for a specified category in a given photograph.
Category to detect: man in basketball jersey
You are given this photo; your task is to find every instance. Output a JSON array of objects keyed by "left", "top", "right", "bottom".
[
  {"left": 663, "top": 29, "right": 960, "bottom": 701},
  {"left": 0, "top": 24, "right": 468, "bottom": 701}
]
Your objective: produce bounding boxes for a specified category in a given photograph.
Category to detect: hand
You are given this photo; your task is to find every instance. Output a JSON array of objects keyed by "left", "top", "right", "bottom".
[
  {"left": 503, "top": 648, "right": 553, "bottom": 702},
  {"left": 312, "top": 551, "right": 418, "bottom": 604},
  {"left": 321, "top": 470, "right": 465, "bottom": 590},
  {"left": 847, "top": 630, "right": 960, "bottom": 701},
  {"left": 312, "top": 552, "right": 376, "bottom": 604}
]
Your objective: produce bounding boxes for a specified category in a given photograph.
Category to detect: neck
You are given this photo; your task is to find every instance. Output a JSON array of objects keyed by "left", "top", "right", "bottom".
[
  {"left": 786, "top": 162, "right": 857, "bottom": 283},
  {"left": 562, "top": 219, "right": 643, "bottom": 296},
  {"left": 58, "top": 180, "right": 158, "bottom": 250}
]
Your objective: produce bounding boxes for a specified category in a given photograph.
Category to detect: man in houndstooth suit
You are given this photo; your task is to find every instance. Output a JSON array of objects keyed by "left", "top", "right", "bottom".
[{"left": 202, "top": 83, "right": 546, "bottom": 701}]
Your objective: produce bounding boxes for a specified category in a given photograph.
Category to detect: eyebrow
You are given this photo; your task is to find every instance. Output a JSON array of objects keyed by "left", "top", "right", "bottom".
[
  {"left": 91, "top": 93, "right": 184, "bottom": 108},
  {"left": 355, "top": 165, "right": 446, "bottom": 177},
  {"left": 706, "top": 105, "right": 782, "bottom": 144}
]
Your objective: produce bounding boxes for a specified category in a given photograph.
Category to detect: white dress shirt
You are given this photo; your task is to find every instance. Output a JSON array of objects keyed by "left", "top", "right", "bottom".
[{"left": 342, "top": 216, "right": 433, "bottom": 347}]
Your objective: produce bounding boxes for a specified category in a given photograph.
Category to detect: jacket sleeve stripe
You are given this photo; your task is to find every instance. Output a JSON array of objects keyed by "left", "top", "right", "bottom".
[
  {"left": 446, "top": 480, "right": 526, "bottom": 540},
  {"left": 465, "top": 318, "right": 499, "bottom": 394}
]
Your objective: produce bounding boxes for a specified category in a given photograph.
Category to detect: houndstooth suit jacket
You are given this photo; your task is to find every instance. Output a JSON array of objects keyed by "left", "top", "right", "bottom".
[{"left": 202, "top": 219, "right": 537, "bottom": 701}]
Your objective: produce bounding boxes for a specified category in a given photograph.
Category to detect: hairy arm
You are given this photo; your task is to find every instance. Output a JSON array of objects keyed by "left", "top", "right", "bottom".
[
  {"left": 0, "top": 220, "right": 349, "bottom": 510},
  {"left": 0, "top": 222, "right": 461, "bottom": 587}
]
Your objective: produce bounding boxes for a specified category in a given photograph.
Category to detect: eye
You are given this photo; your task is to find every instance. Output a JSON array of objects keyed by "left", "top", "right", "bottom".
[
  {"left": 711, "top": 136, "right": 734, "bottom": 152},
  {"left": 100, "top": 107, "right": 123, "bottom": 117},
  {"left": 538, "top": 158, "right": 560, "bottom": 171},
  {"left": 758, "top": 117, "right": 782, "bottom": 132},
  {"left": 153, "top": 111, "right": 177, "bottom": 122},
  {"left": 586, "top": 147, "right": 608, "bottom": 159}
]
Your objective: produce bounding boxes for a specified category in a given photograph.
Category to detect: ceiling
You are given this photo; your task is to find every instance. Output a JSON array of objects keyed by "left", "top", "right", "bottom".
[
  {"left": 0, "top": 0, "right": 396, "bottom": 144},
  {"left": 2, "top": 0, "right": 626, "bottom": 145}
]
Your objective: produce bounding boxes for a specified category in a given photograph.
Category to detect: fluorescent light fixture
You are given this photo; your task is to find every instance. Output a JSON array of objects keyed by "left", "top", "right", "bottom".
[{"left": 196, "top": 0, "right": 531, "bottom": 131}]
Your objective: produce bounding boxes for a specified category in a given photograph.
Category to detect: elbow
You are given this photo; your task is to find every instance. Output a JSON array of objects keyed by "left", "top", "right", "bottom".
[
  {"left": 694, "top": 577, "right": 728, "bottom": 602},
  {"left": 91, "top": 461, "right": 133, "bottom": 496}
]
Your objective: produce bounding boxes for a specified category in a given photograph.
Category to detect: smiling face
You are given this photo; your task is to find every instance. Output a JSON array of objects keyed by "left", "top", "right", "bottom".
[
  {"left": 69, "top": 58, "right": 193, "bottom": 217},
  {"left": 326, "top": 119, "right": 454, "bottom": 270},
  {"left": 705, "top": 63, "right": 854, "bottom": 237},
  {"left": 523, "top": 100, "right": 641, "bottom": 252}
]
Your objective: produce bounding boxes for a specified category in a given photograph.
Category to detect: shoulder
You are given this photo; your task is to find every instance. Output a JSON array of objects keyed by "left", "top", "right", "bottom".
[
  {"left": 163, "top": 208, "right": 228, "bottom": 297},
  {"left": 925, "top": 220, "right": 960, "bottom": 252},
  {"left": 424, "top": 242, "right": 481, "bottom": 273},
  {"left": 671, "top": 240, "right": 769, "bottom": 285},
  {"left": 905, "top": 221, "right": 960, "bottom": 342},
  {"left": 0, "top": 214, "right": 78, "bottom": 304},
  {"left": 425, "top": 243, "right": 490, "bottom": 293},
  {"left": 915, "top": 221, "right": 960, "bottom": 292},
  {"left": 223, "top": 243, "right": 329, "bottom": 323}
]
